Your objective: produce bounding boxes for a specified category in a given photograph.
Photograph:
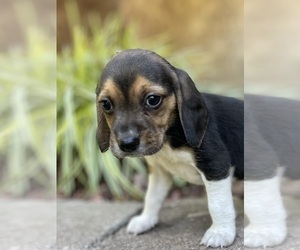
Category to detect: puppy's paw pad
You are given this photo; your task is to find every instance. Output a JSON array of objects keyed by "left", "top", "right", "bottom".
[
  {"left": 244, "top": 225, "right": 286, "bottom": 248},
  {"left": 201, "top": 226, "right": 235, "bottom": 248},
  {"left": 126, "top": 215, "right": 158, "bottom": 235}
]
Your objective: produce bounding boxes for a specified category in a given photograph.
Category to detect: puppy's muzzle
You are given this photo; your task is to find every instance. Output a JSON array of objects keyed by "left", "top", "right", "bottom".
[{"left": 117, "top": 136, "right": 140, "bottom": 152}]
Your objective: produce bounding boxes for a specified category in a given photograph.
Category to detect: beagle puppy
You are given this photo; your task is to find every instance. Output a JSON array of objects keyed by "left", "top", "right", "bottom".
[{"left": 96, "top": 49, "right": 243, "bottom": 248}]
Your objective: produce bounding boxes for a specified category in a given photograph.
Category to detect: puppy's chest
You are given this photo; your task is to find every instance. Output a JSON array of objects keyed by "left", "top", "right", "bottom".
[{"left": 145, "top": 144, "right": 203, "bottom": 185}]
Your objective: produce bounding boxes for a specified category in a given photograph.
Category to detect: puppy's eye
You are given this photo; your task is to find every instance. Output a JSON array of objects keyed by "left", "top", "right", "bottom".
[
  {"left": 145, "top": 95, "right": 162, "bottom": 109},
  {"left": 101, "top": 99, "right": 113, "bottom": 112}
]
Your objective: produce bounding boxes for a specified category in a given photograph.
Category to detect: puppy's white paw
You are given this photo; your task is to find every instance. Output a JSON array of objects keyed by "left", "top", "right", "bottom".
[
  {"left": 201, "top": 225, "right": 235, "bottom": 248},
  {"left": 126, "top": 214, "right": 158, "bottom": 235},
  {"left": 244, "top": 224, "right": 286, "bottom": 248}
]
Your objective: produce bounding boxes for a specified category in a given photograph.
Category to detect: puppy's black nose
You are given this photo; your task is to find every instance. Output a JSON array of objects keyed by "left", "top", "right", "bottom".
[{"left": 119, "top": 136, "right": 140, "bottom": 152}]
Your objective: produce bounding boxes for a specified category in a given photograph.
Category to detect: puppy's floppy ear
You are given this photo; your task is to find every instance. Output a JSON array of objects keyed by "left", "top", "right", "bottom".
[
  {"left": 172, "top": 68, "right": 209, "bottom": 148},
  {"left": 96, "top": 103, "right": 110, "bottom": 152}
]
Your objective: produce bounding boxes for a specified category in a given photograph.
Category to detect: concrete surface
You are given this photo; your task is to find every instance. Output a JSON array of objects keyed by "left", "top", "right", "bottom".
[
  {"left": 1, "top": 197, "right": 299, "bottom": 250},
  {"left": 96, "top": 198, "right": 244, "bottom": 250},
  {"left": 57, "top": 200, "right": 142, "bottom": 250},
  {"left": 0, "top": 199, "right": 56, "bottom": 250}
]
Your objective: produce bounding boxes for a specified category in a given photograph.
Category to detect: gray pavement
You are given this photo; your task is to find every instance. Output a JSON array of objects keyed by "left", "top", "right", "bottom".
[
  {"left": 57, "top": 200, "right": 142, "bottom": 250},
  {"left": 0, "top": 199, "right": 56, "bottom": 250},
  {"left": 56, "top": 197, "right": 244, "bottom": 250},
  {"left": 1, "top": 197, "right": 299, "bottom": 250},
  {"left": 96, "top": 198, "right": 244, "bottom": 250}
]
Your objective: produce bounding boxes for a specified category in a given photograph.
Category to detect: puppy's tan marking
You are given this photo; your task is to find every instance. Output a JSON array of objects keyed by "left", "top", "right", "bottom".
[
  {"left": 129, "top": 76, "right": 167, "bottom": 100},
  {"left": 151, "top": 95, "right": 176, "bottom": 129},
  {"left": 97, "top": 79, "right": 125, "bottom": 128},
  {"left": 97, "top": 78, "right": 124, "bottom": 104}
]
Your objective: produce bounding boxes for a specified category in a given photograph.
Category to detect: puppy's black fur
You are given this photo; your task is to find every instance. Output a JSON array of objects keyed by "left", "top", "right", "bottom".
[
  {"left": 167, "top": 93, "right": 244, "bottom": 180},
  {"left": 245, "top": 95, "right": 300, "bottom": 180}
]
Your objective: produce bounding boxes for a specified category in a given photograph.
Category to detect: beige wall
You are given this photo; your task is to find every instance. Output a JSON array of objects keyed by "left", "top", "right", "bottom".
[{"left": 245, "top": 0, "right": 300, "bottom": 98}]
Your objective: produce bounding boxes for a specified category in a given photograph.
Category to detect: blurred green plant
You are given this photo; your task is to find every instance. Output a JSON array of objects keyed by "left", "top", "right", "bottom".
[
  {"left": 57, "top": 2, "right": 242, "bottom": 200},
  {"left": 0, "top": 27, "right": 56, "bottom": 196}
]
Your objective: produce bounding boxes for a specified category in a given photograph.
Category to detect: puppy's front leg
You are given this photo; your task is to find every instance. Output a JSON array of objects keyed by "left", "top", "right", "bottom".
[
  {"left": 201, "top": 174, "right": 236, "bottom": 248},
  {"left": 127, "top": 165, "right": 172, "bottom": 235}
]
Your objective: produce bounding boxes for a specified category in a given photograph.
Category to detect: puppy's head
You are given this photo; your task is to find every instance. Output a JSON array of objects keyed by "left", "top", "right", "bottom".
[{"left": 96, "top": 49, "right": 208, "bottom": 158}]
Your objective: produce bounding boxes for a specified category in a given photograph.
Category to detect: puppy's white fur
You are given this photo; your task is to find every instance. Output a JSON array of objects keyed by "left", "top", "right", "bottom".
[
  {"left": 127, "top": 165, "right": 172, "bottom": 234},
  {"left": 244, "top": 169, "right": 287, "bottom": 248},
  {"left": 200, "top": 172, "right": 236, "bottom": 247},
  {"left": 127, "top": 144, "right": 236, "bottom": 248}
]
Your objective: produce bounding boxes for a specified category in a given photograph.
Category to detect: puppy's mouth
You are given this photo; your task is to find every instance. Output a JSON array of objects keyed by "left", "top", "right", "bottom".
[{"left": 110, "top": 141, "right": 163, "bottom": 159}]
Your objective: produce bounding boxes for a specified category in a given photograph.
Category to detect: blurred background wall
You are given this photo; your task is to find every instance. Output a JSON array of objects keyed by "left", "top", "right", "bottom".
[
  {"left": 58, "top": 0, "right": 243, "bottom": 89},
  {"left": 0, "top": 0, "right": 55, "bottom": 50},
  {"left": 245, "top": 0, "right": 300, "bottom": 98}
]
